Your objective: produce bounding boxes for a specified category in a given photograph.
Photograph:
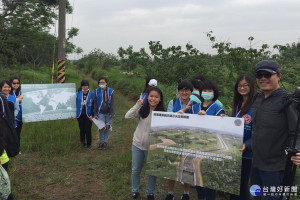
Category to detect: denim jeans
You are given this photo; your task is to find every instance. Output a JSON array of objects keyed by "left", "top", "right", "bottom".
[
  {"left": 98, "top": 113, "right": 111, "bottom": 143},
  {"left": 251, "top": 167, "right": 284, "bottom": 200},
  {"left": 132, "top": 145, "right": 156, "bottom": 195}
]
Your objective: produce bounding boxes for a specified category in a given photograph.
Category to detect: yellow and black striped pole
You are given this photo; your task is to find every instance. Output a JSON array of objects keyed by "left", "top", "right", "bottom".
[{"left": 57, "top": 59, "right": 66, "bottom": 83}]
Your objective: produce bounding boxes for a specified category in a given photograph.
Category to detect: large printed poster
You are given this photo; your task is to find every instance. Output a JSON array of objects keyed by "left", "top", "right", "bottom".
[
  {"left": 146, "top": 111, "right": 244, "bottom": 195},
  {"left": 22, "top": 83, "right": 76, "bottom": 122}
]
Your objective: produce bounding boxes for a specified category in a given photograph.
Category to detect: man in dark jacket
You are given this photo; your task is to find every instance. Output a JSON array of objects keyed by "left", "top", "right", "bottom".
[{"left": 251, "top": 60, "right": 300, "bottom": 200}]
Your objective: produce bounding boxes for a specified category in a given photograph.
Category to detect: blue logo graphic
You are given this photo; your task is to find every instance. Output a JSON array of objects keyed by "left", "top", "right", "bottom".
[{"left": 250, "top": 185, "right": 262, "bottom": 196}]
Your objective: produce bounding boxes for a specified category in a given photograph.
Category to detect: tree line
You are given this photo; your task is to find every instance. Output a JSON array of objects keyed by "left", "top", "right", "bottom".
[{"left": 0, "top": 0, "right": 82, "bottom": 68}]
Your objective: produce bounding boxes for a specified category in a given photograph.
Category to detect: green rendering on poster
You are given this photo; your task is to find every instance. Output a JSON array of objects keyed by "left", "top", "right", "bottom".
[
  {"left": 146, "top": 111, "right": 244, "bottom": 195},
  {"left": 22, "top": 83, "right": 76, "bottom": 123}
]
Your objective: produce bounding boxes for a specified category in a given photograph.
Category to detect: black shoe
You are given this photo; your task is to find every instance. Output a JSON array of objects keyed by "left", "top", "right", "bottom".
[
  {"left": 133, "top": 192, "right": 140, "bottom": 200},
  {"left": 181, "top": 194, "right": 190, "bottom": 200},
  {"left": 98, "top": 143, "right": 104, "bottom": 150},
  {"left": 147, "top": 194, "right": 155, "bottom": 200},
  {"left": 103, "top": 142, "right": 107, "bottom": 149},
  {"left": 87, "top": 145, "right": 91, "bottom": 150},
  {"left": 81, "top": 142, "right": 86, "bottom": 148},
  {"left": 165, "top": 194, "right": 174, "bottom": 200}
]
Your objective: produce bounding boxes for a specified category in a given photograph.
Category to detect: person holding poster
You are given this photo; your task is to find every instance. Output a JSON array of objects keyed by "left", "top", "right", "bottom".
[
  {"left": 251, "top": 60, "right": 300, "bottom": 200},
  {"left": 229, "top": 74, "right": 256, "bottom": 200},
  {"left": 76, "top": 80, "right": 94, "bottom": 149},
  {"left": 165, "top": 80, "right": 201, "bottom": 200},
  {"left": 93, "top": 77, "right": 115, "bottom": 150},
  {"left": 125, "top": 87, "right": 165, "bottom": 200},
  {"left": 196, "top": 80, "right": 225, "bottom": 200}
]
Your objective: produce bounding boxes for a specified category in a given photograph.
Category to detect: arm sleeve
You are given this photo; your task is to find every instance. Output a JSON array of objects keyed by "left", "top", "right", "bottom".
[
  {"left": 93, "top": 93, "right": 98, "bottom": 116},
  {"left": 244, "top": 138, "right": 252, "bottom": 151},
  {"left": 125, "top": 103, "right": 142, "bottom": 119},
  {"left": 167, "top": 100, "right": 173, "bottom": 112},
  {"left": 14, "top": 100, "right": 20, "bottom": 117},
  {"left": 286, "top": 101, "right": 300, "bottom": 149},
  {"left": 109, "top": 93, "right": 114, "bottom": 116}
]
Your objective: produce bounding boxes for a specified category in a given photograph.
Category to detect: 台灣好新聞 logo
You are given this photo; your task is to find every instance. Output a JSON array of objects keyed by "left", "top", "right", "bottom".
[{"left": 250, "top": 185, "right": 262, "bottom": 196}]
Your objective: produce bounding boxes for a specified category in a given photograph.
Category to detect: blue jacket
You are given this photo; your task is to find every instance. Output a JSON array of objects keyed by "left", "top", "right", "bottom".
[
  {"left": 142, "top": 93, "right": 148, "bottom": 105},
  {"left": 204, "top": 102, "right": 225, "bottom": 116},
  {"left": 13, "top": 91, "right": 22, "bottom": 121},
  {"left": 76, "top": 90, "right": 95, "bottom": 118},
  {"left": 95, "top": 87, "right": 115, "bottom": 116},
  {"left": 7, "top": 94, "right": 17, "bottom": 128},
  {"left": 173, "top": 97, "right": 201, "bottom": 114},
  {"left": 231, "top": 108, "right": 253, "bottom": 159}
]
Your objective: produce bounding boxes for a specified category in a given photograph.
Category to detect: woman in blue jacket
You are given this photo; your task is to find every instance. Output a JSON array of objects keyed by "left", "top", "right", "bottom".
[
  {"left": 196, "top": 80, "right": 225, "bottom": 200},
  {"left": 93, "top": 77, "right": 115, "bottom": 150},
  {"left": 10, "top": 77, "right": 23, "bottom": 145},
  {"left": 230, "top": 74, "right": 255, "bottom": 200},
  {"left": 76, "top": 80, "right": 94, "bottom": 149}
]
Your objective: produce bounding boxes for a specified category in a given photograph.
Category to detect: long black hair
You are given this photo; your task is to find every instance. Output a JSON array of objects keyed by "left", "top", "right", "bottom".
[
  {"left": 9, "top": 76, "right": 21, "bottom": 96},
  {"left": 139, "top": 87, "right": 164, "bottom": 119},
  {"left": 142, "top": 76, "right": 154, "bottom": 93},
  {"left": 0, "top": 80, "right": 13, "bottom": 95},
  {"left": 77, "top": 80, "right": 89, "bottom": 92},
  {"left": 232, "top": 74, "right": 256, "bottom": 117}
]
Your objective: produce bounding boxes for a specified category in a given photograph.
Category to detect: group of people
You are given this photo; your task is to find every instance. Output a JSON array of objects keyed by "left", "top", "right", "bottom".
[
  {"left": 75, "top": 77, "right": 115, "bottom": 150},
  {"left": 126, "top": 60, "right": 300, "bottom": 200},
  {"left": 0, "top": 77, "right": 23, "bottom": 200},
  {"left": 1, "top": 60, "right": 300, "bottom": 200}
]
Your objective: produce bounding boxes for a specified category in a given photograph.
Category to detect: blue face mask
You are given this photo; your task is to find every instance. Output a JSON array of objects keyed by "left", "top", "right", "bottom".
[
  {"left": 201, "top": 92, "right": 214, "bottom": 101},
  {"left": 99, "top": 84, "right": 106, "bottom": 89}
]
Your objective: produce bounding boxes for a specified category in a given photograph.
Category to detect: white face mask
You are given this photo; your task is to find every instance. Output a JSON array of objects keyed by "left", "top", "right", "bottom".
[{"left": 99, "top": 84, "right": 106, "bottom": 89}]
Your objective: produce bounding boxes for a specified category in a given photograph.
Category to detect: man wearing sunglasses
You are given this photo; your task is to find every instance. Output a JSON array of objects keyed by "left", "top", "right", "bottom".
[{"left": 251, "top": 60, "right": 300, "bottom": 199}]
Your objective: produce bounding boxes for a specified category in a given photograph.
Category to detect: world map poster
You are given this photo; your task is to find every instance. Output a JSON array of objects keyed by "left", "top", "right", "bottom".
[
  {"left": 22, "top": 83, "right": 76, "bottom": 123},
  {"left": 146, "top": 111, "right": 245, "bottom": 195}
]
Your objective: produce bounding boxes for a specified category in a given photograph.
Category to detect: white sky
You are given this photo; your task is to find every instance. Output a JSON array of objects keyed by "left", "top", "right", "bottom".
[{"left": 64, "top": 0, "right": 300, "bottom": 59}]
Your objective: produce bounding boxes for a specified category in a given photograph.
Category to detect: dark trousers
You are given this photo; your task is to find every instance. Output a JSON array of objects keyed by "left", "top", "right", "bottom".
[
  {"left": 230, "top": 158, "right": 252, "bottom": 200},
  {"left": 77, "top": 114, "right": 92, "bottom": 146},
  {"left": 196, "top": 186, "right": 216, "bottom": 200},
  {"left": 15, "top": 120, "right": 23, "bottom": 146},
  {"left": 251, "top": 167, "right": 284, "bottom": 200}
]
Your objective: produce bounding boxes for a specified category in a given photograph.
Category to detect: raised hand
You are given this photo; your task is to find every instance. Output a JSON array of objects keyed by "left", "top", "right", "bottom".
[{"left": 137, "top": 93, "right": 146, "bottom": 105}]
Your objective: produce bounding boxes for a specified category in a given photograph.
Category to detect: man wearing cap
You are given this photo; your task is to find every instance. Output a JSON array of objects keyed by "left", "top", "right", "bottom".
[{"left": 251, "top": 60, "right": 300, "bottom": 199}]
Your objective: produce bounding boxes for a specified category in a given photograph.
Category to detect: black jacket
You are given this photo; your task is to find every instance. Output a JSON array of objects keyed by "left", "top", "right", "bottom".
[
  {"left": 252, "top": 87, "right": 299, "bottom": 171},
  {"left": 0, "top": 93, "right": 20, "bottom": 157}
]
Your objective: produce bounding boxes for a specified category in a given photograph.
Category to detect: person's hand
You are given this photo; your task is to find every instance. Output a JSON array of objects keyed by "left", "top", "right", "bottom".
[
  {"left": 239, "top": 144, "right": 246, "bottom": 151},
  {"left": 198, "top": 110, "right": 206, "bottom": 115},
  {"left": 178, "top": 110, "right": 185, "bottom": 114},
  {"left": 105, "top": 124, "right": 111, "bottom": 130},
  {"left": 291, "top": 153, "right": 300, "bottom": 165},
  {"left": 220, "top": 114, "right": 228, "bottom": 117},
  {"left": 17, "top": 95, "right": 24, "bottom": 101},
  {"left": 137, "top": 93, "right": 146, "bottom": 105},
  {"left": 181, "top": 101, "right": 192, "bottom": 112},
  {"left": 109, "top": 114, "right": 113, "bottom": 118},
  {"left": 94, "top": 116, "right": 98, "bottom": 119},
  {"left": 89, "top": 116, "right": 93, "bottom": 122}
]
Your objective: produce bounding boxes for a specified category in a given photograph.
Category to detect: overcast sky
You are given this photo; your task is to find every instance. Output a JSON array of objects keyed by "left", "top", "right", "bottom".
[{"left": 65, "top": 0, "right": 300, "bottom": 59}]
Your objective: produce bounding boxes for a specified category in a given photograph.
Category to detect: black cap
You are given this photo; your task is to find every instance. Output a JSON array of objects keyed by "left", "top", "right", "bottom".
[{"left": 255, "top": 60, "right": 280, "bottom": 73}]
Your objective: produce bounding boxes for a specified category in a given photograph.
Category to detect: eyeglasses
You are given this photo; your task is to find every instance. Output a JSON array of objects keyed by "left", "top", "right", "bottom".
[
  {"left": 237, "top": 84, "right": 249, "bottom": 89},
  {"left": 255, "top": 72, "right": 276, "bottom": 79},
  {"left": 12, "top": 82, "right": 20, "bottom": 85}
]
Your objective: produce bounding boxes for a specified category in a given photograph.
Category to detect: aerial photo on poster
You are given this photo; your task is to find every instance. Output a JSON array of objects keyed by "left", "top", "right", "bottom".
[
  {"left": 22, "top": 83, "right": 76, "bottom": 123},
  {"left": 146, "top": 111, "right": 244, "bottom": 195}
]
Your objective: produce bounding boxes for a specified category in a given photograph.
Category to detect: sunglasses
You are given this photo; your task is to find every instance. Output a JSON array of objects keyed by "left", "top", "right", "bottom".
[
  {"left": 12, "top": 82, "right": 20, "bottom": 85},
  {"left": 255, "top": 72, "right": 276, "bottom": 79}
]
